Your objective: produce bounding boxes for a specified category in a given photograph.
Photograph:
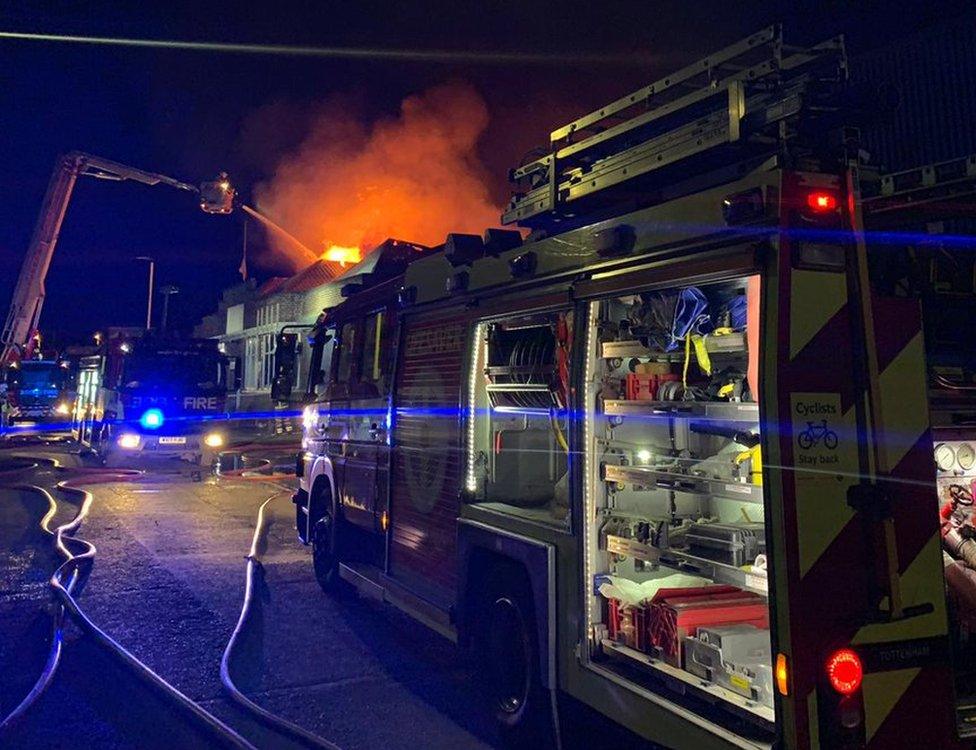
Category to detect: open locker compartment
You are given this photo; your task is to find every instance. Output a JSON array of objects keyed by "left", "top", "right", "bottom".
[
  {"left": 582, "top": 272, "right": 776, "bottom": 732},
  {"left": 464, "top": 311, "right": 573, "bottom": 527},
  {"left": 931, "top": 376, "right": 976, "bottom": 735}
]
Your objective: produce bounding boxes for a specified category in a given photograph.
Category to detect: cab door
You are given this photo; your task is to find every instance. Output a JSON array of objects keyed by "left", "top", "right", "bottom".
[
  {"left": 74, "top": 364, "right": 100, "bottom": 446},
  {"left": 337, "top": 309, "right": 392, "bottom": 531},
  {"left": 324, "top": 320, "right": 357, "bottom": 521}
]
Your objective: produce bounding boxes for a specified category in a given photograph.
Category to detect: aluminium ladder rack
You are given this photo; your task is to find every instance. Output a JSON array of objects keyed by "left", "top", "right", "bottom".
[{"left": 504, "top": 25, "right": 848, "bottom": 228}]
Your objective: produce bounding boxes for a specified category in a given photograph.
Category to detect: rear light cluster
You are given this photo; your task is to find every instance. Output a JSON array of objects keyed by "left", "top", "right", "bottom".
[
  {"left": 806, "top": 190, "right": 839, "bottom": 213},
  {"left": 826, "top": 648, "right": 863, "bottom": 695},
  {"left": 821, "top": 647, "right": 866, "bottom": 743},
  {"left": 720, "top": 187, "right": 843, "bottom": 226}
]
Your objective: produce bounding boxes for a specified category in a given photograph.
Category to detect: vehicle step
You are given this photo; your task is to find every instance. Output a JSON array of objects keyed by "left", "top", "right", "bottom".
[{"left": 339, "top": 562, "right": 457, "bottom": 643}]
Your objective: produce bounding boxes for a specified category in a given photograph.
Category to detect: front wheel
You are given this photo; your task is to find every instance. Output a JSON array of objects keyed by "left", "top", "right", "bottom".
[
  {"left": 312, "top": 509, "right": 347, "bottom": 595},
  {"left": 476, "top": 573, "right": 554, "bottom": 748}
]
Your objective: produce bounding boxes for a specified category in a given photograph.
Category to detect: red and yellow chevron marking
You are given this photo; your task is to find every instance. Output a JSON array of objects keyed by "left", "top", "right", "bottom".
[{"left": 768, "top": 171, "right": 960, "bottom": 749}]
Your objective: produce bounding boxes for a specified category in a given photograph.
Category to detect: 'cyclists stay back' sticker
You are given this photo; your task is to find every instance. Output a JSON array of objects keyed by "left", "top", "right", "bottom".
[
  {"left": 791, "top": 392, "right": 843, "bottom": 477},
  {"left": 790, "top": 391, "right": 860, "bottom": 577}
]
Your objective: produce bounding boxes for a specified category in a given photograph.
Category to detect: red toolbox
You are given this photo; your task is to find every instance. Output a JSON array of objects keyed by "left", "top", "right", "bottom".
[
  {"left": 625, "top": 373, "right": 680, "bottom": 401},
  {"left": 647, "top": 585, "right": 768, "bottom": 666},
  {"left": 607, "top": 598, "right": 651, "bottom": 652}
]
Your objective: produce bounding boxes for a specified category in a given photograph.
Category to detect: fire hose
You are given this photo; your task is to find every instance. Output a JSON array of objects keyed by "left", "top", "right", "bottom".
[
  {"left": 1, "top": 457, "right": 340, "bottom": 749},
  {"left": 220, "top": 492, "right": 342, "bottom": 750},
  {"left": 0, "top": 469, "right": 256, "bottom": 750}
]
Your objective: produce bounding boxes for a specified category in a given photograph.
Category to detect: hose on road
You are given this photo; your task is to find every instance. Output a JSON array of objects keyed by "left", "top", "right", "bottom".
[
  {"left": 0, "top": 470, "right": 258, "bottom": 750},
  {"left": 221, "top": 493, "right": 343, "bottom": 750}
]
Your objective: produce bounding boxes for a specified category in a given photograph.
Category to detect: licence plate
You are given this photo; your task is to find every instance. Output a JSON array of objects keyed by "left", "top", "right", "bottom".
[{"left": 158, "top": 436, "right": 187, "bottom": 445}]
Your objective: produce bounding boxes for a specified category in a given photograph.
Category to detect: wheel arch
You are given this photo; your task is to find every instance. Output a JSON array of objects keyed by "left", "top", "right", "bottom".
[
  {"left": 306, "top": 463, "right": 337, "bottom": 540},
  {"left": 457, "top": 519, "right": 556, "bottom": 690}
]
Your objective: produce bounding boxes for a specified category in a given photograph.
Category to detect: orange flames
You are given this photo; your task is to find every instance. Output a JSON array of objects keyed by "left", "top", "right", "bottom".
[
  {"left": 322, "top": 244, "right": 363, "bottom": 266},
  {"left": 254, "top": 82, "right": 503, "bottom": 273}
]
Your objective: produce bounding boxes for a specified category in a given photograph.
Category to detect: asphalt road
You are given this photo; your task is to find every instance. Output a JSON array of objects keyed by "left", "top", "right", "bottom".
[
  {"left": 0, "top": 438, "right": 648, "bottom": 750},
  {"left": 0, "top": 441, "right": 498, "bottom": 749}
]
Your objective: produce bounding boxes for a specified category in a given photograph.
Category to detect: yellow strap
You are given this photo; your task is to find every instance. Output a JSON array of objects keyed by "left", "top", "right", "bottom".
[
  {"left": 692, "top": 335, "right": 712, "bottom": 376},
  {"left": 718, "top": 382, "right": 735, "bottom": 398},
  {"left": 683, "top": 335, "right": 691, "bottom": 388}
]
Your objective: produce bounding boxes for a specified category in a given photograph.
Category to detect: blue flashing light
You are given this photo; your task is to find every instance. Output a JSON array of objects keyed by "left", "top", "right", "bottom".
[{"left": 139, "top": 408, "right": 165, "bottom": 430}]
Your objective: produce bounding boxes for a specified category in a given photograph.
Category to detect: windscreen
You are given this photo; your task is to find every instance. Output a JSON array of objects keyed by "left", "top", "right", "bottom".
[
  {"left": 121, "top": 351, "right": 224, "bottom": 391},
  {"left": 11, "top": 363, "right": 63, "bottom": 392}
]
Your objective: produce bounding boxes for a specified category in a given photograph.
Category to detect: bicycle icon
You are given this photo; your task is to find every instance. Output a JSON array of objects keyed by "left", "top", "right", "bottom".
[{"left": 798, "top": 419, "right": 838, "bottom": 450}]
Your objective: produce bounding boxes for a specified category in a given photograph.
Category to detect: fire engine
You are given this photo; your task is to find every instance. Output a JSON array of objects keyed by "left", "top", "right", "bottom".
[
  {"left": 3, "top": 358, "right": 72, "bottom": 426},
  {"left": 293, "top": 27, "right": 974, "bottom": 749},
  {"left": 1, "top": 150, "right": 235, "bottom": 368},
  {"left": 73, "top": 330, "right": 233, "bottom": 464}
]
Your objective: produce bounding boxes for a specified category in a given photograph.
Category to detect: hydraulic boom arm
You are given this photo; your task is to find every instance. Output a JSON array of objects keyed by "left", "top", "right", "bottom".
[{"left": 1, "top": 151, "right": 228, "bottom": 364}]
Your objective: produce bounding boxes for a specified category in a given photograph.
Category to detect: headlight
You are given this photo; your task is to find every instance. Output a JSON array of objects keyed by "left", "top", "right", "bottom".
[
  {"left": 204, "top": 432, "right": 224, "bottom": 448},
  {"left": 302, "top": 404, "right": 319, "bottom": 432},
  {"left": 55, "top": 402, "right": 70, "bottom": 415},
  {"left": 117, "top": 433, "right": 140, "bottom": 449}
]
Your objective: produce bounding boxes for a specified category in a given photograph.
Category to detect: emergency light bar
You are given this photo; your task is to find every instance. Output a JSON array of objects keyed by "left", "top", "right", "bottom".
[{"left": 139, "top": 408, "right": 164, "bottom": 430}]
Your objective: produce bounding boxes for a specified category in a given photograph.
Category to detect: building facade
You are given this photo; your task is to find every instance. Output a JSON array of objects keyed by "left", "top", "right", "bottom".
[{"left": 193, "top": 239, "right": 430, "bottom": 417}]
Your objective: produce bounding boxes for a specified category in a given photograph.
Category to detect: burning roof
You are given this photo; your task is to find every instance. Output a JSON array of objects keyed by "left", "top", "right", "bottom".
[
  {"left": 251, "top": 82, "right": 502, "bottom": 274},
  {"left": 257, "top": 238, "right": 431, "bottom": 299}
]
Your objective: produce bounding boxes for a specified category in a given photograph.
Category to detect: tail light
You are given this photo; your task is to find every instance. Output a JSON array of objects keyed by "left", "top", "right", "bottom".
[
  {"left": 826, "top": 648, "right": 863, "bottom": 695},
  {"left": 819, "top": 647, "right": 866, "bottom": 746},
  {"left": 791, "top": 180, "right": 847, "bottom": 271},
  {"left": 806, "top": 190, "right": 839, "bottom": 213}
]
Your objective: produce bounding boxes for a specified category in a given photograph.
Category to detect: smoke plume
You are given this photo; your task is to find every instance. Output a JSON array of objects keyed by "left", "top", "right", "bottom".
[{"left": 254, "top": 82, "right": 503, "bottom": 271}]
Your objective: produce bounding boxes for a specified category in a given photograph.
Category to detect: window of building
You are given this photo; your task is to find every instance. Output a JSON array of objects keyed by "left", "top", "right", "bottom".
[
  {"left": 244, "top": 337, "right": 257, "bottom": 389},
  {"left": 261, "top": 332, "right": 274, "bottom": 388}
]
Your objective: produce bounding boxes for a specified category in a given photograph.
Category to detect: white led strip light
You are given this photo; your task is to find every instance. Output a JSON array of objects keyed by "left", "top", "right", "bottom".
[
  {"left": 583, "top": 301, "right": 599, "bottom": 636},
  {"left": 465, "top": 322, "right": 485, "bottom": 493}
]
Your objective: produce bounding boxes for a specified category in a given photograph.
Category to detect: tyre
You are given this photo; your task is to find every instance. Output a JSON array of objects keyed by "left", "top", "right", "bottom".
[
  {"left": 798, "top": 431, "right": 814, "bottom": 450},
  {"left": 311, "top": 486, "right": 348, "bottom": 595},
  {"left": 476, "top": 569, "right": 554, "bottom": 748},
  {"left": 824, "top": 430, "right": 838, "bottom": 449}
]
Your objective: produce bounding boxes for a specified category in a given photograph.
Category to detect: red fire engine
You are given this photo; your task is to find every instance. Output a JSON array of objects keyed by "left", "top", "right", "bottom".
[
  {"left": 293, "top": 27, "right": 975, "bottom": 749},
  {"left": 73, "top": 329, "right": 233, "bottom": 464}
]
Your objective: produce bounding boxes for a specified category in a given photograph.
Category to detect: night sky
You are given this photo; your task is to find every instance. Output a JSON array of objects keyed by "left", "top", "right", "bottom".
[{"left": 0, "top": 0, "right": 969, "bottom": 345}]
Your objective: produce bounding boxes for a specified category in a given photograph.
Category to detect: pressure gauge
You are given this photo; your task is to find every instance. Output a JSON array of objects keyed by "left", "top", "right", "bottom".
[
  {"left": 958, "top": 443, "right": 976, "bottom": 471},
  {"left": 935, "top": 443, "right": 955, "bottom": 473}
]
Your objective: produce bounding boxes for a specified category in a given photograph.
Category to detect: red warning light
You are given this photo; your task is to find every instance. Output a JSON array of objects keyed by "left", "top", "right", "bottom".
[
  {"left": 806, "top": 191, "right": 839, "bottom": 212},
  {"left": 826, "top": 648, "right": 863, "bottom": 695}
]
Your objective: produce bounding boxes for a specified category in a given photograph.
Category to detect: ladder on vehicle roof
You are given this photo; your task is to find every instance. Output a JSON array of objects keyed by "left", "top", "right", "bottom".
[
  {"left": 861, "top": 153, "right": 976, "bottom": 226},
  {"left": 503, "top": 25, "right": 848, "bottom": 228}
]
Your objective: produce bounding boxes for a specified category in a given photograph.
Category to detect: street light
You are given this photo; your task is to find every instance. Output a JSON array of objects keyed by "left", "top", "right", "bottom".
[
  {"left": 135, "top": 256, "right": 154, "bottom": 330},
  {"left": 159, "top": 285, "right": 179, "bottom": 331}
]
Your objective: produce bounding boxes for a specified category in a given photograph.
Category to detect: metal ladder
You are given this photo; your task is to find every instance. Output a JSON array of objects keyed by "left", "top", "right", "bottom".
[{"left": 504, "top": 25, "right": 848, "bottom": 228}]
